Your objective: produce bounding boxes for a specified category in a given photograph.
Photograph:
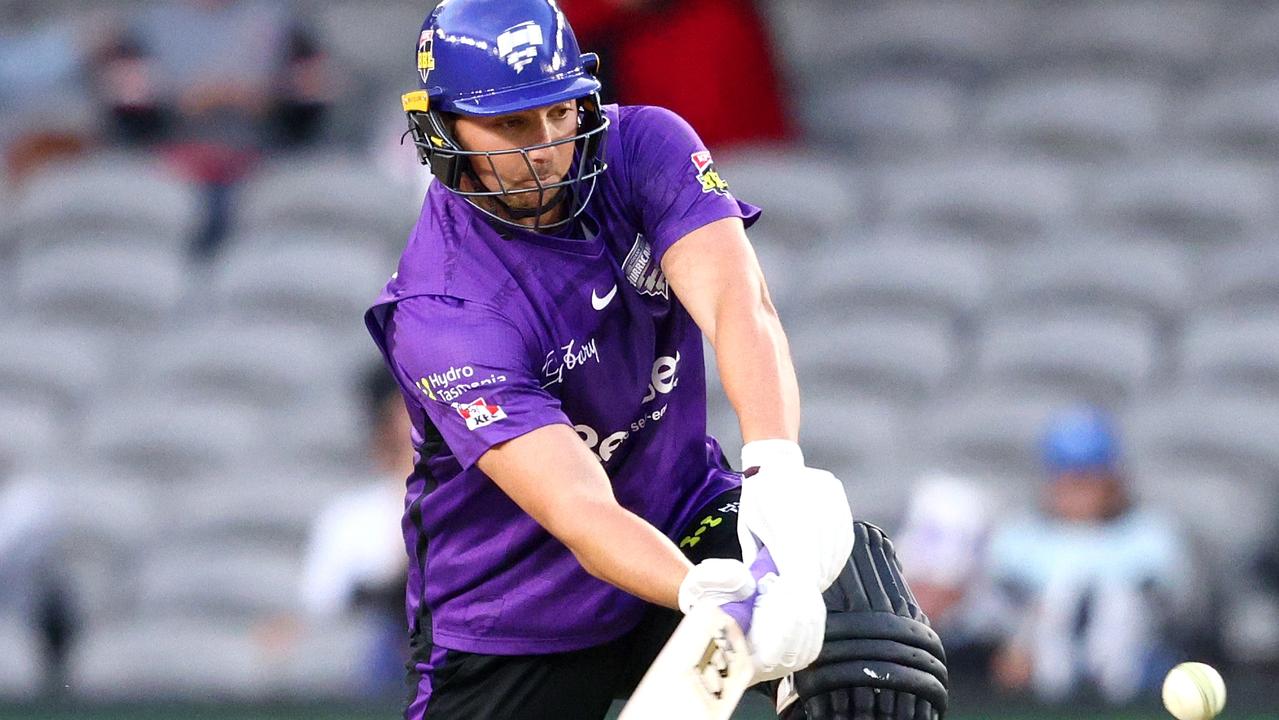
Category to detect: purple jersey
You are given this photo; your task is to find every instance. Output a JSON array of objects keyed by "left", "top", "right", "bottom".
[{"left": 365, "top": 104, "right": 760, "bottom": 655}]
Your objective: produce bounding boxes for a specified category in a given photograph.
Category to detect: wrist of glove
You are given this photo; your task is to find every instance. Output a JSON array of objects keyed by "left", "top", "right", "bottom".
[
  {"left": 678, "top": 558, "right": 825, "bottom": 683},
  {"left": 737, "top": 440, "right": 855, "bottom": 592}
]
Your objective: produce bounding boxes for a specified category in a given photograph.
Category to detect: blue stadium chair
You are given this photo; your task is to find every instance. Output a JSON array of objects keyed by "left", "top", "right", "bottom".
[
  {"left": 1178, "top": 76, "right": 1279, "bottom": 158},
  {"left": 235, "top": 154, "right": 420, "bottom": 243},
  {"left": 13, "top": 153, "right": 199, "bottom": 252},
  {"left": 1085, "top": 159, "right": 1274, "bottom": 244},
  {"left": 1021, "top": 0, "right": 1219, "bottom": 75},
  {"left": 975, "top": 315, "right": 1159, "bottom": 404},
  {"left": 69, "top": 617, "right": 270, "bottom": 700},
  {"left": 878, "top": 154, "right": 1077, "bottom": 242},
  {"left": 989, "top": 240, "right": 1192, "bottom": 327},
  {"left": 15, "top": 243, "right": 188, "bottom": 332},
  {"left": 790, "top": 316, "right": 958, "bottom": 406},
  {"left": 793, "top": 237, "right": 990, "bottom": 327},
  {"left": 978, "top": 73, "right": 1167, "bottom": 158},
  {"left": 1179, "top": 313, "right": 1279, "bottom": 398},
  {"left": 800, "top": 75, "right": 965, "bottom": 155}
]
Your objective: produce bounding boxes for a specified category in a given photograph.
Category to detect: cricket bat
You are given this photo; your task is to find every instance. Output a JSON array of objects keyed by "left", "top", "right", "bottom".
[{"left": 619, "top": 548, "right": 777, "bottom": 720}]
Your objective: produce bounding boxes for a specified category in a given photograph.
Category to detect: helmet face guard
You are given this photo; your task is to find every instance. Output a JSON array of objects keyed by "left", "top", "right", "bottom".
[
  {"left": 402, "top": 90, "right": 609, "bottom": 232},
  {"left": 404, "top": 0, "right": 611, "bottom": 232}
]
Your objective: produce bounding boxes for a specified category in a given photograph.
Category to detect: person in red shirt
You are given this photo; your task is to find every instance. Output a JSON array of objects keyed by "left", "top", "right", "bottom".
[{"left": 559, "top": 0, "right": 791, "bottom": 149}]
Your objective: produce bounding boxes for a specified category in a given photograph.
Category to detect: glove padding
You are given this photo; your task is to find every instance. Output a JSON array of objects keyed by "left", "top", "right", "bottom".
[
  {"left": 737, "top": 464, "right": 855, "bottom": 593},
  {"left": 678, "top": 559, "right": 825, "bottom": 684},
  {"left": 788, "top": 522, "right": 949, "bottom": 720}
]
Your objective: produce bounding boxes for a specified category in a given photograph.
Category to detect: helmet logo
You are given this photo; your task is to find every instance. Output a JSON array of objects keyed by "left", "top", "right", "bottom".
[
  {"left": 497, "top": 21, "right": 544, "bottom": 73},
  {"left": 418, "top": 29, "right": 436, "bottom": 83}
]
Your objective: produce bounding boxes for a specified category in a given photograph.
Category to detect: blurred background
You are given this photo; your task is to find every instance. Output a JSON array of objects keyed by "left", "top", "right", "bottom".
[{"left": 2, "top": 0, "right": 1279, "bottom": 718}]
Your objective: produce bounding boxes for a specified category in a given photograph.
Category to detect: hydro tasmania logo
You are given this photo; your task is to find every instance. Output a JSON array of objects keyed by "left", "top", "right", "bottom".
[{"left": 622, "top": 234, "right": 669, "bottom": 299}]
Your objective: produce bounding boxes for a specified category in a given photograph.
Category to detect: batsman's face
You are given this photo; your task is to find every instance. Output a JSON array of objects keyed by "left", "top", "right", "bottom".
[{"left": 453, "top": 100, "right": 579, "bottom": 212}]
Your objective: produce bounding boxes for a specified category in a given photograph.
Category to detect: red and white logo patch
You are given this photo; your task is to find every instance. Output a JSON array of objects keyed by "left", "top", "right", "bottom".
[
  {"left": 690, "top": 150, "right": 729, "bottom": 195},
  {"left": 691, "top": 150, "right": 714, "bottom": 172},
  {"left": 453, "top": 397, "right": 507, "bottom": 431}
]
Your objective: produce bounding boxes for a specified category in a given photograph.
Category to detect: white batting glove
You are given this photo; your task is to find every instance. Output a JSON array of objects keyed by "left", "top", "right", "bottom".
[
  {"left": 678, "top": 558, "right": 825, "bottom": 683},
  {"left": 746, "top": 571, "right": 826, "bottom": 682},
  {"left": 737, "top": 439, "right": 855, "bottom": 592}
]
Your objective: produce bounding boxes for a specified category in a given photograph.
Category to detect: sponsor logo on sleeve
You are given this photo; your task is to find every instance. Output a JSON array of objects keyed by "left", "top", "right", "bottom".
[
  {"left": 691, "top": 150, "right": 729, "bottom": 195},
  {"left": 621, "top": 234, "right": 669, "bottom": 300},
  {"left": 453, "top": 398, "right": 507, "bottom": 430},
  {"left": 417, "top": 365, "right": 510, "bottom": 403}
]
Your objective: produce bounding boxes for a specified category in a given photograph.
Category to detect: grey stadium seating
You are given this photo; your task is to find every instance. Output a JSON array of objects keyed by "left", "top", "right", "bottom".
[
  {"left": 0, "top": 614, "right": 41, "bottom": 701},
  {"left": 1021, "top": 0, "right": 1220, "bottom": 75},
  {"left": 718, "top": 148, "right": 863, "bottom": 245},
  {"left": 1179, "top": 76, "right": 1279, "bottom": 158},
  {"left": 878, "top": 153, "right": 1077, "bottom": 242},
  {"left": 989, "top": 240, "right": 1191, "bottom": 327},
  {"left": 789, "top": 316, "right": 958, "bottom": 405},
  {"left": 800, "top": 75, "right": 965, "bottom": 156},
  {"left": 0, "top": 401, "right": 58, "bottom": 476},
  {"left": 13, "top": 153, "right": 199, "bottom": 252},
  {"left": 0, "top": 322, "right": 116, "bottom": 411},
  {"left": 1199, "top": 241, "right": 1279, "bottom": 313},
  {"left": 273, "top": 615, "right": 381, "bottom": 699},
  {"left": 978, "top": 73, "right": 1167, "bottom": 158},
  {"left": 974, "top": 315, "right": 1158, "bottom": 404},
  {"left": 797, "top": 394, "right": 910, "bottom": 523},
  {"left": 1179, "top": 313, "right": 1279, "bottom": 398},
  {"left": 70, "top": 617, "right": 270, "bottom": 701},
  {"left": 134, "top": 539, "right": 302, "bottom": 618},
  {"left": 1125, "top": 391, "right": 1279, "bottom": 482}
]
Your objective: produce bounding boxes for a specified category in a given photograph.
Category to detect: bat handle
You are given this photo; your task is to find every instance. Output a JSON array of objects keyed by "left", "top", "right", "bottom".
[{"left": 720, "top": 546, "right": 776, "bottom": 636}]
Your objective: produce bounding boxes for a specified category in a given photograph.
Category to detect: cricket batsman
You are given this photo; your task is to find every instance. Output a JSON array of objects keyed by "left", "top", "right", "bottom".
[{"left": 364, "top": 1, "right": 949, "bottom": 718}]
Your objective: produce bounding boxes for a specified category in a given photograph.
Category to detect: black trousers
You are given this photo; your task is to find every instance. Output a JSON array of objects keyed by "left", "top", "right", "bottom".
[{"left": 413, "top": 488, "right": 745, "bottom": 720}]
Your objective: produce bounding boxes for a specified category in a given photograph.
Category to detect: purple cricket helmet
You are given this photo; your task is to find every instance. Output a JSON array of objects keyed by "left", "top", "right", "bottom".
[{"left": 401, "top": 0, "right": 609, "bottom": 231}]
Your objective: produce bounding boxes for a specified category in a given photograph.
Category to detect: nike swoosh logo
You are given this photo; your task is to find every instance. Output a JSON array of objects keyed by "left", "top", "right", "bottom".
[{"left": 591, "top": 284, "right": 618, "bottom": 311}]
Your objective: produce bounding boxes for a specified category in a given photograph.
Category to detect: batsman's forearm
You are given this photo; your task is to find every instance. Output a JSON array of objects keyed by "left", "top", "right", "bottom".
[
  {"left": 714, "top": 298, "right": 800, "bottom": 444},
  {"left": 553, "top": 498, "right": 692, "bottom": 609}
]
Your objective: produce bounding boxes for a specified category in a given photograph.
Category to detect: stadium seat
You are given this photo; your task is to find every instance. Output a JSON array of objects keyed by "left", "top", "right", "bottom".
[
  {"left": 273, "top": 615, "right": 380, "bottom": 699},
  {"left": 0, "top": 322, "right": 116, "bottom": 411},
  {"left": 798, "top": 394, "right": 909, "bottom": 522},
  {"left": 0, "top": 614, "right": 41, "bottom": 701},
  {"left": 1021, "top": 0, "right": 1219, "bottom": 74},
  {"left": 878, "top": 154, "right": 1076, "bottom": 242},
  {"left": 1199, "top": 242, "right": 1279, "bottom": 313},
  {"left": 800, "top": 75, "right": 964, "bottom": 155},
  {"left": 235, "top": 154, "right": 420, "bottom": 243},
  {"left": 13, "top": 153, "right": 199, "bottom": 252},
  {"left": 1125, "top": 391, "right": 1279, "bottom": 481},
  {"left": 260, "top": 394, "right": 367, "bottom": 476},
  {"left": 135, "top": 540, "right": 302, "bottom": 618},
  {"left": 15, "top": 243, "right": 188, "bottom": 332},
  {"left": 1179, "top": 314, "right": 1279, "bottom": 398},
  {"left": 138, "top": 323, "right": 346, "bottom": 409},
  {"left": 314, "top": 1, "right": 427, "bottom": 77},
  {"left": 1217, "top": 4, "right": 1279, "bottom": 72},
  {"left": 1179, "top": 76, "right": 1279, "bottom": 158},
  {"left": 0, "top": 400, "right": 58, "bottom": 475},
  {"left": 716, "top": 148, "right": 862, "bottom": 245},
  {"left": 70, "top": 617, "right": 270, "bottom": 700},
  {"left": 790, "top": 316, "right": 958, "bottom": 405},
  {"left": 82, "top": 391, "right": 265, "bottom": 479},
  {"left": 913, "top": 387, "right": 1069, "bottom": 495},
  {"left": 794, "top": 238, "right": 990, "bottom": 327},
  {"left": 975, "top": 315, "right": 1158, "bottom": 403},
  {"left": 1085, "top": 159, "right": 1273, "bottom": 244},
  {"left": 989, "top": 240, "right": 1191, "bottom": 327},
  {"left": 209, "top": 239, "right": 395, "bottom": 331},
  {"left": 978, "top": 73, "right": 1167, "bottom": 158},
  {"left": 164, "top": 472, "right": 361, "bottom": 548}
]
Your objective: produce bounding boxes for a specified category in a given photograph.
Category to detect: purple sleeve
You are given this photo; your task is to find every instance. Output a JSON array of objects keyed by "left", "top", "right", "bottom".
[
  {"left": 383, "top": 295, "right": 570, "bottom": 469},
  {"left": 621, "top": 105, "right": 762, "bottom": 265}
]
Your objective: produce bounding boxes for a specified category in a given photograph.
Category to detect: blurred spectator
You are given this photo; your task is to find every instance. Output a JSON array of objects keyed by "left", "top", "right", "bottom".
[
  {"left": 297, "top": 364, "right": 412, "bottom": 697},
  {"left": 0, "top": 2, "right": 108, "bottom": 184},
  {"left": 0, "top": 475, "right": 77, "bottom": 696},
  {"left": 896, "top": 473, "right": 1002, "bottom": 682},
  {"left": 94, "top": 0, "right": 335, "bottom": 255},
  {"left": 987, "top": 407, "right": 1196, "bottom": 704},
  {"left": 559, "top": 0, "right": 791, "bottom": 149}
]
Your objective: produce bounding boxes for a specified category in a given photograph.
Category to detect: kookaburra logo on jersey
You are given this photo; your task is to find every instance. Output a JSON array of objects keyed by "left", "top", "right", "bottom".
[
  {"left": 622, "top": 234, "right": 669, "bottom": 299},
  {"left": 497, "top": 21, "right": 544, "bottom": 73}
]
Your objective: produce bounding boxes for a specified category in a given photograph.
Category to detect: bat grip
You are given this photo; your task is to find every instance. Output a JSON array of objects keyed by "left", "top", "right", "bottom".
[{"left": 719, "top": 546, "right": 776, "bottom": 636}]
